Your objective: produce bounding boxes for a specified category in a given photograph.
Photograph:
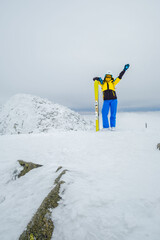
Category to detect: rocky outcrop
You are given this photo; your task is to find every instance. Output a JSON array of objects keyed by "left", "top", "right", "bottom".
[
  {"left": 18, "top": 160, "right": 43, "bottom": 178},
  {"left": 19, "top": 167, "right": 67, "bottom": 240},
  {"left": 157, "top": 143, "right": 160, "bottom": 150}
]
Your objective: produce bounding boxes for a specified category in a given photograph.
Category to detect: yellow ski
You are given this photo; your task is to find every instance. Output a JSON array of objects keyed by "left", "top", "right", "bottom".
[{"left": 94, "top": 80, "right": 99, "bottom": 131}]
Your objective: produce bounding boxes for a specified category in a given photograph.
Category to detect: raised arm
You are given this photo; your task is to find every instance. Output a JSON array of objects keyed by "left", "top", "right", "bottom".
[{"left": 114, "top": 64, "right": 130, "bottom": 85}]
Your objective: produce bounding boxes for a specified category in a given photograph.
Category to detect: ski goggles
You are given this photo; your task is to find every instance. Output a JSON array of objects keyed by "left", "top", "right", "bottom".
[{"left": 105, "top": 74, "right": 112, "bottom": 78}]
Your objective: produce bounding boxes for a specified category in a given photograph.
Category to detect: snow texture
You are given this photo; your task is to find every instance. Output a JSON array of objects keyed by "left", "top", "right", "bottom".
[
  {"left": 0, "top": 110, "right": 160, "bottom": 240},
  {"left": 0, "top": 94, "right": 94, "bottom": 135}
]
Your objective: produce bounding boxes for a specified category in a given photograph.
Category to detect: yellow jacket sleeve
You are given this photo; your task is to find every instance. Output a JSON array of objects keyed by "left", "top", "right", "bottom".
[{"left": 113, "top": 77, "right": 121, "bottom": 86}]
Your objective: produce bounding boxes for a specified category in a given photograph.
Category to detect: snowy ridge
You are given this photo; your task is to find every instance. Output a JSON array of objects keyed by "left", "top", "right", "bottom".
[{"left": 0, "top": 94, "right": 94, "bottom": 135}]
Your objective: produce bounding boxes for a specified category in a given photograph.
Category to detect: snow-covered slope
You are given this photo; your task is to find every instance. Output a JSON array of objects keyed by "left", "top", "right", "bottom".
[
  {"left": 0, "top": 94, "right": 93, "bottom": 135},
  {"left": 0, "top": 112, "right": 160, "bottom": 240}
]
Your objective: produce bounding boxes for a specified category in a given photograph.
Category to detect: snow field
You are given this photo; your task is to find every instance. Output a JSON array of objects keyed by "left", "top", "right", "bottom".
[
  {"left": 0, "top": 112, "right": 160, "bottom": 239},
  {"left": 52, "top": 126, "right": 160, "bottom": 240}
]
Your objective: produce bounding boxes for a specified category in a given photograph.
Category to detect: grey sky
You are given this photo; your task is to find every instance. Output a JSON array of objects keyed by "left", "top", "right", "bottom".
[{"left": 0, "top": 0, "right": 160, "bottom": 110}]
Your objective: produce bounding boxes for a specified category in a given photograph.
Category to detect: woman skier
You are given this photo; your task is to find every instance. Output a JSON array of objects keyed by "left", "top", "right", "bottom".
[{"left": 93, "top": 64, "right": 130, "bottom": 131}]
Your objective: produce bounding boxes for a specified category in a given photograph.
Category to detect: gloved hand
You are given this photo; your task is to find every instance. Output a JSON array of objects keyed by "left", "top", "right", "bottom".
[
  {"left": 124, "top": 64, "right": 130, "bottom": 71},
  {"left": 93, "top": 77, "right": 103, "bottom": 84},
  {"left": 93, "top": 77, "right": 100, "bottom": 81}
]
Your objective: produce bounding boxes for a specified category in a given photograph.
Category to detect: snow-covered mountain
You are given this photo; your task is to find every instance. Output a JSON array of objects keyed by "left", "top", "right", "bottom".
[{"left": 0, "top": 94, "right": 94, "bottom": 135}]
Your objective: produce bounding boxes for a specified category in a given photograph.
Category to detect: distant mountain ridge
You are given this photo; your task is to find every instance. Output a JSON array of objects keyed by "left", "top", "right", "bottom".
[{"left": 0, "top": 94, "right": 94, "bottom": 135}]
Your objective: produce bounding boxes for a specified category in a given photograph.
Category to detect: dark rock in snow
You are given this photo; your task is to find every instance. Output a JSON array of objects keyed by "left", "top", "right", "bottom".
[
  {"left": 18, "top": 160, "right": 43, "bottom": 178},
  {"left": 19, "top": 167, "right": 67, "bottom": 240},
  {"left": 157, "top": 143, "right": 160, "bottom": 150}
]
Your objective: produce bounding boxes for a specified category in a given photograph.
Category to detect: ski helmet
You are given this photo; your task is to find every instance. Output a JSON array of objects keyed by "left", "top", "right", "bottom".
[{"left": 104, "top": 71, "right": 113, "bottom": 79}]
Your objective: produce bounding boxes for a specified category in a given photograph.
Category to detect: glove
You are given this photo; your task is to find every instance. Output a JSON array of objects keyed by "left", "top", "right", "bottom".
[
  {"left": 93, "top": 77, "right": 103, "bottom": 84},
  {"left": 93, "top": 77, "right": 100, "bottom": 81},
  {"left": 124, "top": 64, "right": 130, "bottom": 71}
]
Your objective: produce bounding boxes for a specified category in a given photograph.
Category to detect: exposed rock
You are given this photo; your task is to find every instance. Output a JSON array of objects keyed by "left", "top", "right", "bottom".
[
  {"left": 157, "top": 143, "right": 160, "bottom": 150},
  {"left": 19, "top": 167, "right": 67, "bottom": 240},
  {"left": 55, "top": 166, "right": 63, "bottom": 172},
  {"left": 18, "top": 160, "right": 43, "bottom": 178}
]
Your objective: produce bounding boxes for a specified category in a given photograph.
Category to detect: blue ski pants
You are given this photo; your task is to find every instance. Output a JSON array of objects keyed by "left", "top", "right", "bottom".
[{"left": 102, "top": 99, "right": 118, "bottom": 128}]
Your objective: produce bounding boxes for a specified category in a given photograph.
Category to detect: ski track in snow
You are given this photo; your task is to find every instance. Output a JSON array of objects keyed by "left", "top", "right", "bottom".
[{"left": 0, "top": 112, "right": 160, "bottom": 240}]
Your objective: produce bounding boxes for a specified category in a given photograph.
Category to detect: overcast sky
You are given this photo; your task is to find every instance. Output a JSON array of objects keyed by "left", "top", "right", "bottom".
[{"left": 0, "top": 0, "right": 160, "bottom": 111}]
